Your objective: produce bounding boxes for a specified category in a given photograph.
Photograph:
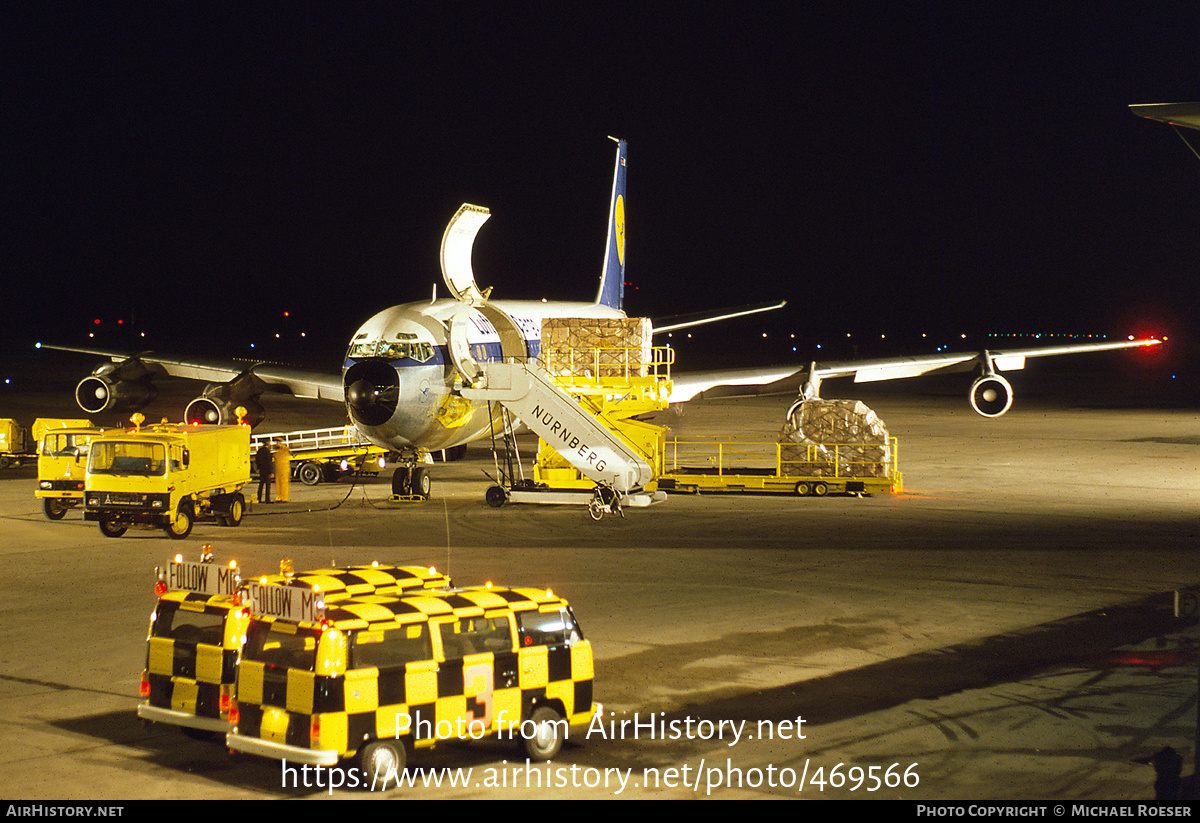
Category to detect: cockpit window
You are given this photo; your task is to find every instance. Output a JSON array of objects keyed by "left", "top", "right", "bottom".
[
  {"left": 348, "top": 341, "right": 378, "bottom": 358},
  {"left": 378, "top": 341, "right": 433, "bottom": 362},
  {"left": 347, "top": 339, "right": 433, "bottom": 362}
]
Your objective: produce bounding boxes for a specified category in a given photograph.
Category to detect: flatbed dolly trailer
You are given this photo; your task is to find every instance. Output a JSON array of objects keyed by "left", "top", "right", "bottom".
[
  {"left": 657, "top": 437, "right": 903, "bottom": 496},
  {"left": 249, "top": 425, "right": 389, "bottom": 486},
  {"left": 0, "top": 419, "right": 36, "bottom": 468}
]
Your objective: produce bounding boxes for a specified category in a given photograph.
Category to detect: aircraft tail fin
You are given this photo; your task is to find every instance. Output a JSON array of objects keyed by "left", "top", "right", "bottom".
[{"left": 596, "top": 137, "right": 627, "bottom": 310}]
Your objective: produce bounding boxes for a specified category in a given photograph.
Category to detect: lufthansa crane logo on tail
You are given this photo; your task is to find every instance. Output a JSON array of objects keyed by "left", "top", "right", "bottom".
[{"left": 614, "top": 194, "right": 625, "bottom": 267}]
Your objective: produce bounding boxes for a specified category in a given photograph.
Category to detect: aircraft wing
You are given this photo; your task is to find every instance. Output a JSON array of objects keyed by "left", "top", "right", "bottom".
[
  {"left": 668, "top": 338, "right": 1160, "bottom": 404},
  {"left": 38, "top": 344, "right": 344, "bottom": 401},
  {"left": 668, "top": 366, "right": 806, "bottom": 402},
  {"left": 652, "top": 301, "right": 788, "bottom": 334},
  {"left": 1130, "top": 102, "right": 1200, "bottom": 130}
]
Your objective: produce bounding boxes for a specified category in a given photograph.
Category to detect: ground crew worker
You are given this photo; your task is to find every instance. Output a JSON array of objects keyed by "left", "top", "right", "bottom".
[
  {"left": 255, "top": 443, "right": 273, "bottom": 503},
  {"left": 273, "top": 440, "right": 291, "bottom": 502}
]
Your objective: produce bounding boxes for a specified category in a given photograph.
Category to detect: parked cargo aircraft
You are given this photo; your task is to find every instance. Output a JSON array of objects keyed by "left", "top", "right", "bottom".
[{"left": 43, "top": 138, "right": 1160, "bottom": 495}]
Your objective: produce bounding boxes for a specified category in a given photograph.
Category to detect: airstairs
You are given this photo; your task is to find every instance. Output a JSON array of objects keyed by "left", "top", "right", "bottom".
[{"left": 462, "top": 337, "right": 673, "bottom": 510}]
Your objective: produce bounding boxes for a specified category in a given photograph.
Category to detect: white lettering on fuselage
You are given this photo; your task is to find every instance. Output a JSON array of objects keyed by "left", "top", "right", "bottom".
[{"left": 467, "top": 314, "right": 542, "bottom": 342}]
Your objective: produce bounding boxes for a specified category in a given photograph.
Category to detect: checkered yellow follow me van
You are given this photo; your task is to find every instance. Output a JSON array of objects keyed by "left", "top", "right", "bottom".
[
  {"left": 138, "top": 552, "right": 450, "bottom": 735},
  {"left": 226, "top": 579, "right": 600, "bottom": 776}
]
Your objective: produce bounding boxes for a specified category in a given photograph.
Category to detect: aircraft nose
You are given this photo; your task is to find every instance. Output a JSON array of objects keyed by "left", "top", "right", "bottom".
[{"left": 344, "top": 359, "right": 400, "bottom": 427}]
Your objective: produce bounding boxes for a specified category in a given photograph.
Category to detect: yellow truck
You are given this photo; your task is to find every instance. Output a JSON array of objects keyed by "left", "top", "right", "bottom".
[
  {"left": 85, "top": 417, "right": 251, "bottom": 539},
  {"left": 35, "top": 419, "right": 107, "bottom": 520}
]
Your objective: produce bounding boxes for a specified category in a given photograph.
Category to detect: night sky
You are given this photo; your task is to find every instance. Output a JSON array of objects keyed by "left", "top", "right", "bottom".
[{"left": 6, "top": 5, "right": 1199, "bottom": 378}]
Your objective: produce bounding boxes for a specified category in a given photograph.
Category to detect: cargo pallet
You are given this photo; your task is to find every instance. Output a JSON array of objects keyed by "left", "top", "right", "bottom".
[{"left": 658, "top": 438, "right": 903, "bottom": 496}]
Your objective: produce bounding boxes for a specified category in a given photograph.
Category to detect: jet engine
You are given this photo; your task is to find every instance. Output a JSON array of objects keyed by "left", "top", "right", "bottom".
[
  {"left": 969, "top": 373, "right": 1013, "bottom": 417},
  {"left": 75, "top": 373, "right": 157, "bottom": 414},
  {"left": 75, "top": 360, "right": 157, "bottom": 414},
  {"left": 183, "top": 371, "right": 268, "bottom": 428},
  {"left": 184, "top": 394, "right": 265, "bottom": 428}
]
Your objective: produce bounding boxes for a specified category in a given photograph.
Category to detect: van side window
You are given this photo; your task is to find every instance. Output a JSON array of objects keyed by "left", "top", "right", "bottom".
[
  {"left": 351, "top": 623, "right": 432, "bottom": 669},
  {"left": 440, "top": 616, "right": 513, "bottom": 660},
  {"left": 516, "top": 608, "right": 580, "bottom": 648}
]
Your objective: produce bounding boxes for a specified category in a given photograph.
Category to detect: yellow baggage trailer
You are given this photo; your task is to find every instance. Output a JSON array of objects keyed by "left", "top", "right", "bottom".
[{"left": 658, "top": 437, "right": 903, "bottom": 496}]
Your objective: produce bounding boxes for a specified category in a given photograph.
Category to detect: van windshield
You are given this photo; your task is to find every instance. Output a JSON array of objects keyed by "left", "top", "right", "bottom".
[{"left": 243, "top": 622, "right": 321, "bottom": 672}]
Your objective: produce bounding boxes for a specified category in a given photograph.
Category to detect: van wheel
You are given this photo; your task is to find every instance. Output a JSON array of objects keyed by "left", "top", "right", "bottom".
[
  {"left": 360, "top": 740, "right": 406, "bottom": 790},
  {"left": 298, "top": 461, "right": 323, "bottom": 486},
  {"left": 165, "top": 503, "right": 194, "bottom": 540},
  {"left": 43, "top": 499, "right": 69, "bottom": 520},
  {"left": 521, "top": 706, "right": 565, "bottom": 760},
  {"left": 99, "top": 519, "right": 127, "bottom": 538}
]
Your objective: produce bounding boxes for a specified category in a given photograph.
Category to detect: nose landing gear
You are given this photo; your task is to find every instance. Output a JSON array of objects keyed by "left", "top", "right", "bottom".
[{"left": 390, "top": 460, "right": 431, "bottom": 501}]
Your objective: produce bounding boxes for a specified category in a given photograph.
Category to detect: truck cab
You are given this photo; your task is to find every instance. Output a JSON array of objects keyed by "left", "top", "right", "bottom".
[{"left": 36, "top": 425, "right": 107, "bottom": 519}]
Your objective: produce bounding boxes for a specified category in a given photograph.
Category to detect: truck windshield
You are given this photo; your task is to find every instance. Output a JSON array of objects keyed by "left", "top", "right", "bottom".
[
  {"left": 88, "top": 441, "right": 167, "bottom": 476},
  {"left": 41, "top": 433, "right": 90, "bottom": 457}
]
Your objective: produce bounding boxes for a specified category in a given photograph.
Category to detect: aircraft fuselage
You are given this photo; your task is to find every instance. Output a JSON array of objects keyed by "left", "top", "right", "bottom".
[{"left": 342, "top": 298, "right": 625, "bottom": 453}]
